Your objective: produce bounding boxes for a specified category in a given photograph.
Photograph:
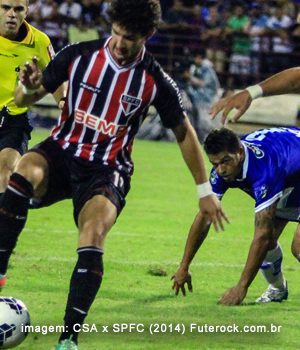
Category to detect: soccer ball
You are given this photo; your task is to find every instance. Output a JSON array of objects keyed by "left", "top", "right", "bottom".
[{"left": 0, "top": 297, "right": 30, "bottom": 349}]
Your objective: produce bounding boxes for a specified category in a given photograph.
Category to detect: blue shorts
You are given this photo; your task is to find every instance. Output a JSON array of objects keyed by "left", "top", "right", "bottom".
[{"left": 276, "top": 183, "right": 300, "bottom": 222}]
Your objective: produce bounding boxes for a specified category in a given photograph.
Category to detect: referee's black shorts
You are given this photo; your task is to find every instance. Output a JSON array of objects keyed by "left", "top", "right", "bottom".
[
  {"left": 0, "top": 114, "right": 32, "bottom": 155},
  {"left": 28, "top": 137, "right": 131, "bottom": 225}
]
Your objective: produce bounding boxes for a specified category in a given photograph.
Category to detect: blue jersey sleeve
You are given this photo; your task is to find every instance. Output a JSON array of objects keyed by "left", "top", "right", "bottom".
[
  {"left": 210, "top": 168, "right": 229, "bottom": 200},
  {"left": 252, "top": 171, "right": 285, "bottom": 213}
]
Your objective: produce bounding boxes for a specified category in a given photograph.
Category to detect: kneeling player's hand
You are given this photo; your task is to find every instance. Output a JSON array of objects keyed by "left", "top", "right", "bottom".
[
  {"left": 218, "top": 285, "right": 247, "bottom": 305},
  {"left": 199, "top": 194, "right": 229, "bottom": 232},
  {"left": 171, "top": 268, "right": 192, "bottom": 296}
]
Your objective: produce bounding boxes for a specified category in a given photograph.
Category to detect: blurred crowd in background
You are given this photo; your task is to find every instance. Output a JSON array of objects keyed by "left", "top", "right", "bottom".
[
  {"left": 27, "top": 0, "right": 300, "bottom": 89},
  {"left": 28, "top": 0, "right": 300, "bottom": 89},
  {"left": 28, "top": 0, "right": 300, "bottom": 139}
]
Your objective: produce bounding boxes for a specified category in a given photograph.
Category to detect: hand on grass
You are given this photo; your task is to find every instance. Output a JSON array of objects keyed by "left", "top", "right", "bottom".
[
  {"left": 171, "top": 268, "right": 193, "bottom": 296},
  {"left": 218, "top": 285, "right": 247, "bottom": 305}
]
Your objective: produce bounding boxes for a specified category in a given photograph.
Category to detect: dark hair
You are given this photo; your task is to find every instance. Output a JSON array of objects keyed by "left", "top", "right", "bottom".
[
  {"left": 108, "top": 0, "right": 161, "bottom": 36},
  {"left": 204, "top": 128, "right": 241, "bottom": 155}
]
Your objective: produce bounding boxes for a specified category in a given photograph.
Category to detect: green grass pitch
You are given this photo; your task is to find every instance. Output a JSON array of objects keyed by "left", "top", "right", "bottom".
[{"left": 4, "top": 129, "right": 300, "bottom": 350}]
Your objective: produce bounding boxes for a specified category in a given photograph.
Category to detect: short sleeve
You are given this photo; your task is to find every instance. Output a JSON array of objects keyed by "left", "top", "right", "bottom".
[
  {"left": 42, "top": 44, "right": 78, "bottom": 93},
  {"left": 210, "top": 168, "right": 228, "bottom": 200},
  {"left": 152, "top": 63, "right": 186, "bottom": 129}
]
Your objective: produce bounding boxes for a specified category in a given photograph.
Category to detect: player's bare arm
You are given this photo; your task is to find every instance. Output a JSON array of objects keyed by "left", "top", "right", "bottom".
[
  {"left": 172, "top": 211, "right": 211, "bottom": 296},
  {"left": 219, "top": 202, "right": 277, "bottom": 305},
  {"left": 210, "top": 91, "right": 252, "bottom": 125},
  {"left": 53, "top": 83, "right": 67, "bottom": 110},
  {"left": 210, "top": 67, "right": 300, "bottom": 124},
  {"left": 14, "top": 57, "right": 48, "bottom": 107},
  {"left": 172, "top": 117, "right": 229, "bottom": 232}
]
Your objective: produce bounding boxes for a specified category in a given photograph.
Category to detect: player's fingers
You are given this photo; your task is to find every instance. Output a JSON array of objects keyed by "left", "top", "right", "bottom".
[
  {"left": 211, "top": 215, "right": 220, "bottom": 233},
  {"left": 231, "top": 108, "right": 245, "bottom": 123},
  {"left": 215, "top": 211, "right": 225, "bottom": 231},
  {"left": 172, "top": 280, "right": 176, "bottom": 290},
  {"left": 181, "top": 285, "right": 186, "bottom": 296},
  {"left": 221, "top": 105, "right": 235, "bottom": 124},
  {"left": 187, "top": 280, "right": 193, "bottom": 293},
  {"left": 217, "top": 294, "right": 227, "bottom": 304},
  {"left": 209, "top": 101, "right": 224, "bottom": 120},
  {"left": 24, "top": 61, "right": 34, "bottom": 74},
  {"left": 32, "top": 56, "right": 39, "bottom": 68},
  {"left": 220, "top": 209, "right": 230, "bottom": 224}
]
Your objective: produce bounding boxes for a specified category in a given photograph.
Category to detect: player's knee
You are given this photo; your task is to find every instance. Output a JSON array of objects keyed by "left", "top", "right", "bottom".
[
  {"left": 0, "top": 165, "right": 13, "bottom": 192},
  {"left": 14, "top": 153, "right": 48, "bottom": 189},
  {"left": 79, "top": 219, "right": 109, "bottom": 247}
]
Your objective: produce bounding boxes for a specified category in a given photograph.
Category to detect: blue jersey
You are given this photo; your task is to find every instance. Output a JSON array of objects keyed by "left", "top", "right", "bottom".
[{"left": 210, "top": 127, "right": 300, "bottom": 212}]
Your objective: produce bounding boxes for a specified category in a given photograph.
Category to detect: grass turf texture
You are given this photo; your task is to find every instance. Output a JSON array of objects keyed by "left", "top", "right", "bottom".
[{"left": 4, "top": 129, "right": 300, "bottom": 350}]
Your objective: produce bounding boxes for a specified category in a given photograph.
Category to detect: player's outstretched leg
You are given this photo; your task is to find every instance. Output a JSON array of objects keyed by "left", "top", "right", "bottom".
[
  {"left": 0, "top": 173, "right": 33, "bottom": 289},
  {"left": 256, "top": 243, "right": 288, "bottom": 303},
  {"left": 55, "top": 247, "right": 104, "bottom": 347},
  {"left": 55, "top": 193, "right": 116, "bottom": 348}
]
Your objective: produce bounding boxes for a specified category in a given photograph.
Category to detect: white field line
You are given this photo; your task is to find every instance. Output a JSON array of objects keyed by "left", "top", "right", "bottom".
[
  {"left": 20, "top": 228, "right": 300, "bottom": 270},
  {"left": 23, "top": 228, "right": 250, "bottom": 242},
  {"left": 13, "top": 253, "right": 300, "bottom": 270},
  {"left": 11, "top": 255, "right": 249, "bottom": 269}
]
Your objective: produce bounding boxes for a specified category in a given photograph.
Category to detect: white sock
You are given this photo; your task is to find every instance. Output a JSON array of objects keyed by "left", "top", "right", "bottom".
[{"left": 260, "top": 244, "right": 286, "bottom": 290}]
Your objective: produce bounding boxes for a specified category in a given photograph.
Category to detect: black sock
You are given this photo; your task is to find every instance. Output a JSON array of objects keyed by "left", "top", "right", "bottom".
[
  {"left": 59, "top": 247, "right": 104, "bottom": 343},
  {"left": 0, "top": 173, "right": 32, "bottom": 275}
]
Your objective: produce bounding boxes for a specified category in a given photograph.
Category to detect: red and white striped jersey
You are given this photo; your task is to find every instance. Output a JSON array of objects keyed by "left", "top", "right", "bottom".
[{"left": 42, "top": 38, "right": 185, "bottom": 175}]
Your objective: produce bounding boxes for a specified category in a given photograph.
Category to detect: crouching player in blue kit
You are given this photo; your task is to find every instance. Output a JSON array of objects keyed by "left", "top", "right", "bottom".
[{"left": 172, "top": 127, "right": 300, "bottom": 305}]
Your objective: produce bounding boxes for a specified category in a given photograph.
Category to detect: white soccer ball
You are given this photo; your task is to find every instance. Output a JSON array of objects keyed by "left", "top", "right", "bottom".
[{"left": 0, "top": 297, "right": 30, "bottom": 349}]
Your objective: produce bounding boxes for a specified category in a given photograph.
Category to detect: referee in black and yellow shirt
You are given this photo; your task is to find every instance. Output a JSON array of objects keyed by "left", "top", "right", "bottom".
[{"left": 0, "top": 0, "right": 65, "bottom": 197}]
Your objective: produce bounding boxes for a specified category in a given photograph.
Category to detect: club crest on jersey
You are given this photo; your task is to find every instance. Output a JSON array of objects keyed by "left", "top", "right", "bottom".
[
  {"left": 120, "top": 94, "right": 141, "bottom": 116},
  {"left": 254, "top": 185, "right": 268, "bottom": 200},
  {"left": 210, "top": 169, "right": 218, "bottom": 185},
  {"left": 243, "top": 141, "right": 265, "bottom": 159}
]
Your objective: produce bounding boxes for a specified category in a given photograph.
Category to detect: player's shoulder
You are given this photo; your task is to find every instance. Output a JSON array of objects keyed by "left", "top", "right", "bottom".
[
  {"left": 143, "top": 51, "right": 166, "bottom": 77},
  {"left": 143, "top": 51, "right": 179, "bottom": 89}
]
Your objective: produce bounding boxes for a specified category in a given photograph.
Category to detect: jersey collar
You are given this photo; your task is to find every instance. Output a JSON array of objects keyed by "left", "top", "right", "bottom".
[
  {"left": 0, "top": 20, "right": 33, "bottom": 45},
  {"left": 104, "top": 36, "right": 145, "bottom": 72},
  {"left": 22, "top": 21, "right": 34, "bottom": 45},
  {"left": 236, "top": 142, "right": 249, "bottom": 181}
]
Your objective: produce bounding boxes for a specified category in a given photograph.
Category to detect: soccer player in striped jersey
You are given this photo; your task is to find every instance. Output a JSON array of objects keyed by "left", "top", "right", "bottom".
[
  {"left": 0, "top": 0, "right": 227, "bottom": 349},
  {"left": 0, "top": 0, "right": 65, "bottom": 292},
  {"left": 172, "top": 127, "right": 300, "bottom": 305}
]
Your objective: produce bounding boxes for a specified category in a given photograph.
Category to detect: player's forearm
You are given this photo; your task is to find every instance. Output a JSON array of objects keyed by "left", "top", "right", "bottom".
[
  {"left": 180, "top": 213, "right": 211, "bottom": 269},
  {"left": 175, "top": 118, "right": 208, "bottom": 185},
  {"left": 238, "top": 231, "right": 272, "bottom": 289},
  {"left": 14, "top": 85, "right": 47, "bottom": 107},
  {"left": 259, "top": 67, "right": 300, "bottom": 96},
  {"left": 52, "top": 83, "right": 67, "bottom": 106}
]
